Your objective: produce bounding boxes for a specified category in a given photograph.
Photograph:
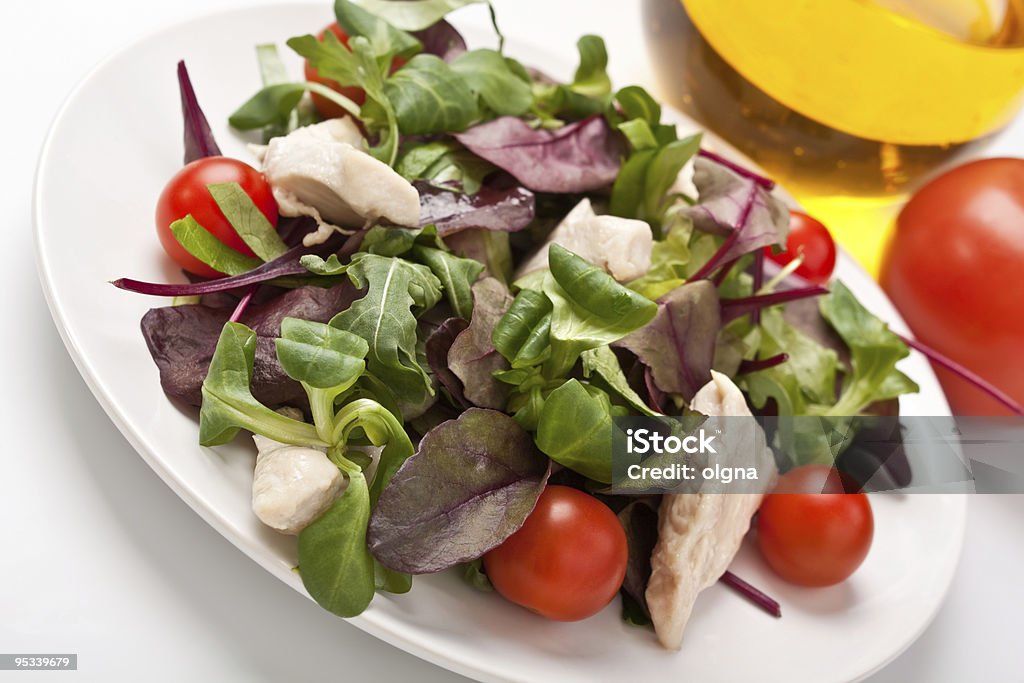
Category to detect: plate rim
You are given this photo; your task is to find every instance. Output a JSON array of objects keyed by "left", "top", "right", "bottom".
[{"left": 32, "top": 4, "right": 968, "bottom": 682}]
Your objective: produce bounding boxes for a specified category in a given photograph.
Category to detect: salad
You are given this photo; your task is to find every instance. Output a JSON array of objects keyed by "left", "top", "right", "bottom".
[{"left": 114, "top": 0, "right": 921, "bottom": 649}]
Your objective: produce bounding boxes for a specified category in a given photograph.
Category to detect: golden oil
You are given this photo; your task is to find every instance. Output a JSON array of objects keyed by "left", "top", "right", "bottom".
[{"left": 643, "top": 0, "right": 1024, "bottom": 271}]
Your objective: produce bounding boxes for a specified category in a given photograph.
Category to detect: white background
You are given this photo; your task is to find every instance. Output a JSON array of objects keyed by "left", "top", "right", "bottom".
[{"left": 3, "top": 0, "right": 1023, "bottom": 680}]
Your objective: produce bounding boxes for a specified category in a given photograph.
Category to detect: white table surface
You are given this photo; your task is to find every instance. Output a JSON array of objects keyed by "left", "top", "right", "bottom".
[{"left": 3, "top": 0, "right": 1023, "bottom": 680}]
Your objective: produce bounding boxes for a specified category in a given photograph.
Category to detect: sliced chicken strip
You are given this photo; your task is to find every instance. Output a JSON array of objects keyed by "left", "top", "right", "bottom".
[{"left": 645, "top": 371, "right": 776, "bottom": 649}]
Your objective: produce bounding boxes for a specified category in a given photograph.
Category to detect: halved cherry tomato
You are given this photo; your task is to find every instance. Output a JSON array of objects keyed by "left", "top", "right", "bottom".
[
  {"left": 155, "top": 156, "right": 278, "bottom": 277},
  {"left": 756, "top": 465, "right": 873, "bottom": 587},
  {"left": 483, "top": 486, "right": 628, "bottom": 621},
  {"left": 303, "top": 23, "right": 407, "bottom": 119},
  {"left": 765, "top": 210, "right": 837, "bottom": 285}
]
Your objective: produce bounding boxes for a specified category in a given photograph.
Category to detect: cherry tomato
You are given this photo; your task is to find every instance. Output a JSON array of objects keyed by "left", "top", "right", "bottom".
[
  {"left": 765, "top": 210, "right": 837, "bottom": 285},
  {"left": 756, "top": 465, "right": 873, "bottom": 587},
  {"left": 303, "top": 23, "right": 407, "bottom": 119},
  {"left": 155, "top": 157, "right": 278, "bottom": 277},
  {"left": 880, "top": 158, "right": 1024, "bottom": 416},
  {"left": 483, "top": 486, "right": 628, "bottom": 621}
]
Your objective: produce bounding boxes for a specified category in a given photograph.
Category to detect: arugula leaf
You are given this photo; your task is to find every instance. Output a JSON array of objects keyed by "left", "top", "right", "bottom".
[
  {"left": 819, "top": 281, "right": 919, "bottom": 416},
  {"left": 171, "top": 216, "right": 262, "bottom": 276},
  {"left": 492, "top": 288, "right": 553, "bottom": 368},
  {"left": 330, "top": 254, "right": 443, "bottom": 418},
  {"left": 451, "top": 48, "right": 533, "bottom": 116},
  {"left": 334, "top": 0, "right": 422, "bottom": 58},
  {"left": 384, "top": 54, "right": 480, "bottom": 134},
  {"left": 581, "top": 345, "right": 660, "bottom": 416},
  {"left": 297, "top": 464, "right": 375, "bottom": 617},
  {"left": 198, "top": 323, "right": 325, "bottom": 447},
  {"left": 287, "top": 32, "right": 401, "bottom": 164},
  {"left": 759, "top": 307, "right": 838, "bottom": 405},
  {"left": 349, "top": 0, "right": 485, "bottom": 31},
  {"left": 207, "top": 183, "right": 289, "bottom": 262},
  {"left": 411, "top": 245, "right": 484, "bottom": 320},
  {"left": 300, "top": 254, "right": 348, "bottom": 276},
  {"left": 536, "top": 380, "right": 614, "bottom": 483},
  {"left": 396, "top": 141, "right": 494, "bottom": 194},
  {"left": 544, "top": 244, "right": 658, "bottom": 377}
]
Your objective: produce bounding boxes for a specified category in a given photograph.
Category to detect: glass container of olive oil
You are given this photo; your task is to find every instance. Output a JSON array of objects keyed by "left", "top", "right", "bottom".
[{"left": 643, "top": 0, "right": 1024, "bottom": 272}]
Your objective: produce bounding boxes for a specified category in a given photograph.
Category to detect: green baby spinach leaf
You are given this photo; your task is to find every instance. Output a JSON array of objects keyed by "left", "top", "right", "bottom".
[
  {"left": 615, "top": 85, "right": 662, "bottom": 125},
  {"left": 198, "top": 323, "right": 325, "bottom": 447},
  {"left": 208, "top": 183, "right": 289, "bottom": 262},
  {"left": 544, "top": 244, "right": 658, "bottom": 377},
  {"left": 411, "top": 246, "right": 484, "bottom": 320},
  {"left": 276, "top": 318, "right": 369, "bottom": 440},
  {"left": 451, "top": 49, "right": 533, "bottom": 116},
  {"left": 536, "top": 379, "right": 614, "bottom": 483},
  {"left": 335, "top": 0, "right": 422, "bottom": 58},
  {"left": 367, "top": 408, "right": 550, "bottom": 574},
  {"left": 571, "top": 35, "right": 611, "bottom": 99},
  {"left": 349, "top": 0, "right": 484, "bottom": 32},
  {"left": 330, "top": 254, "right": 443, "bottom": 418},
  {"left": 171, "top": 216, "right": 262, "bottom": 276},
  {"left": 229, "top": 81, "right": 362, "bottom": 130},
  {"left": 297, "top": 464, "right": 375, "bottom": 617},
  {"left": 492, "top": 288, "right": 553, "bottom": 369},
  {"left": 384, "top": 54, "right": 479, "bottom": 134}
]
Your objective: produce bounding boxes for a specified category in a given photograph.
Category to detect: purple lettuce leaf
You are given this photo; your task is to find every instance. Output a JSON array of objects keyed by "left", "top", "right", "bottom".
[
  {"left": 112, "top": 236, "right": 345, "bottom": 297},
  {"left": 412, "top": 20, "right": 467, "bottom": 62},
  {"left": 616, "top": 280, "right": 721, "bottom": 401},
  {"left": 178, "top": 61, "right": 221, "bottom": 164},
  {"left": 449, "top": 278, "right": 513, "bottom": 409},
  {"left": 425, "top": 317, "right": 471, "bottom": 409},
  {"left": 454, "top": 115, "right": 624, "bottom": 193},
  {"left": 684, "top": 156, "right": 789, "bottom": 278},
  {"left": 617, "top": 497, "right": 660, "bottom": 621},
  {"left": 141, "top": 284, "right": 358, "bottom": 407},
  {"left": 367, "top": 408, "right": 551, "bottom": 574},
  {"left": 416, "top": 181, "right": 535, "bottom": 236}
]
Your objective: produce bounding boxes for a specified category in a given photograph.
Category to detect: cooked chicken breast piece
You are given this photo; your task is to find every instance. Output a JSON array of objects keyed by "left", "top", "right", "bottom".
[
  {"left": 515, "top": 198, "right": 653, "bottom": 282},
  {"left": 251, "top": 435, "right": 343, "bottom": 535},
  {"left": 645, "top": 371, "right": 776, "bottom": 649},
  {"left": 261, "top": 119, "right": 420, "bottom": 246}
]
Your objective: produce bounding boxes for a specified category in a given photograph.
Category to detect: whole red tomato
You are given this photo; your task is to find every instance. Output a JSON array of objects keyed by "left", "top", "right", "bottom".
[
  {"left": 156, "top": 156, "right": 278, "bottom": 277},
  {"left": 880, "top": 158, "right": 1024, "bottom": 415},
  {"left": 765, "top": 210, "right": 837, "bottom": 285},
  {"left": 483, "top": 486, "right": 628, "bottom": 621},
  {"left": 304, "top": 23, "right": 407, "bottom": 119},
  {"left": 757, "top": 465, "right": 874, "bottom": 587}
]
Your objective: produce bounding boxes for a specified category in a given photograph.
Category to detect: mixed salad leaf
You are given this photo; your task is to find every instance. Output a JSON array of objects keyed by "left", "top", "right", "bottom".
[{"left": 117, "top": 0, "right": 924, "bottom": 631}]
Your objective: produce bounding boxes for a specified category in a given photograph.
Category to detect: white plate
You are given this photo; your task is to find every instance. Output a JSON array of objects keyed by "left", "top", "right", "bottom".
[{"left": 34, "top": 4, "right": 966, "bottom": 682}]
